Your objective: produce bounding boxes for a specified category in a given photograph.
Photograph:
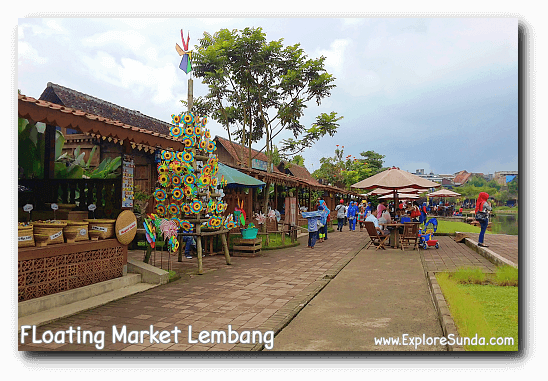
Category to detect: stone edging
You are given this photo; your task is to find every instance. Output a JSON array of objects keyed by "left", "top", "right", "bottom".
[
  {"left": 424, "top": 271, "right": 465, "bottom": 352},
  {"left": 457, "top": 233, "right": 517, "bottom": 268},
  {"left": 231, "top": 238, "right": 369, "bottom": 351}
]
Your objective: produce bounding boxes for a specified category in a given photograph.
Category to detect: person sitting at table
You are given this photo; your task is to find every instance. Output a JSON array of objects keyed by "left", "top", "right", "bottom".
[
  {"left": 376, "top": 200, "right": 387, "bottom": 219},
  {"left": 365, "top": 211, "right": 389, "bottom": 235}
]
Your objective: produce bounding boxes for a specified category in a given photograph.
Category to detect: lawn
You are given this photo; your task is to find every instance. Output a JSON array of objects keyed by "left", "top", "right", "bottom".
[
  {"left": 432, "top": 220, "right": 489, "bottom": 235},
  {"left": 436, "top": 268, "right": 518, "bottom": 351}
]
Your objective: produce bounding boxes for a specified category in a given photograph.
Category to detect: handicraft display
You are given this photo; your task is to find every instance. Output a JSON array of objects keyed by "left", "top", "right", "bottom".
[{"left": 146, "top": 110, "right": 229, "bottom": 255}]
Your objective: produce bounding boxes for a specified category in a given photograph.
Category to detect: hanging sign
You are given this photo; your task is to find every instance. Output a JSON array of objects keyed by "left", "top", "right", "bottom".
[
  {"left": 23, "top": 204, "right": 33, "bottom": 212},
  {"left": 122, "top": 155, "right": 134, "bottom": 208}
]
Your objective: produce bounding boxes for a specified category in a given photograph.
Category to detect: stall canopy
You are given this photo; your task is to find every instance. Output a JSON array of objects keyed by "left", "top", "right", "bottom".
[{"left": 217, "top": 163, "right": 266, "bottom": 189}]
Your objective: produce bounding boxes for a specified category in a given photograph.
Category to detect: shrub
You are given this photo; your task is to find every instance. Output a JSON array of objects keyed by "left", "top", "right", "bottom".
[
  {"left": 494, "top": 266, "right": 518, "bottom": 286},
  {"left": 452, "top": 267, "right": 486, "bottom": 284}
]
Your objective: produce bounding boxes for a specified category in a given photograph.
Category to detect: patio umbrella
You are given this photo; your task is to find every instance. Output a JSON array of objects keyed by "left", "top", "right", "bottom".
[
  {"left": 379, "top": 192, "right": 419, "bottom": 200},
  {"left": 351, "top": 167, "right": 440, "bottom": 212},
  {"left": 426, "top": 189, "right": 461, "bottom": 197},
  {"left": 368, "top": 187, "right": 428, "bottom": 196}
]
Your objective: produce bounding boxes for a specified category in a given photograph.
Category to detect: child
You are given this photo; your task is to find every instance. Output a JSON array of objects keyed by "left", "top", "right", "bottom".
[{"left": 302, "top": 210, "right": 322, "bottom": 249}]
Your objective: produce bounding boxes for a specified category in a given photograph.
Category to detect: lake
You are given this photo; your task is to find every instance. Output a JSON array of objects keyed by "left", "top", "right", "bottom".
[{"left": 491, "top": 213, "right": 518, "bottom": 235}]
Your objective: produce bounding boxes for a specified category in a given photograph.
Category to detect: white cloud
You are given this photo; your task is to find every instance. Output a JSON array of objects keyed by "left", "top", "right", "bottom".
[
  {"left": 317, "top": 38, "right": 351, "bottom": 77},
  {"left": 82, "top": 30, "right": 149, "bottom": 57},
  {"left": 18, "top": 40, "right": 48, "bottom": 65}
]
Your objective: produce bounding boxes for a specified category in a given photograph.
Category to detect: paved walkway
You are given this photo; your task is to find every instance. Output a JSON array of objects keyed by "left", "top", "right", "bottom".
[
  {"left": 273, "top": 246, "right": 445, "bottom": 351},
  {"left": 18, "top": 229, "right": 517, "bottom": 352},
  {"left": 462, "top": 232, "right": 518, "bottom": 266}
]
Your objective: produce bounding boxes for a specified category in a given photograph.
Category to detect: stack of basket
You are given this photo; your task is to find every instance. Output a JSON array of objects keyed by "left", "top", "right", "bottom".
[
  {"left": 18, "top": 223, "right": 34, "bottom": 248},
  {"left": 32, "top": 221, "right": 67, "bottom": 246}
]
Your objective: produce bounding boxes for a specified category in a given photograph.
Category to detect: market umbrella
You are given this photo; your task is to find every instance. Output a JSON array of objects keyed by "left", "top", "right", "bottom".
[
  {"left": 379, "top": 192, "right": 419, "bottom": 200},
  {"left": 427, "top": 189, "right": 461, "bottom": 197},
  {"left": 368, "top": 187, "right": 428, "bottom": 196},
  {"left": 351, "top": 167, "right": 440, "bottom": 213},
  {"left": 352, "top": 167, "right": 441, "bottom": 191}
]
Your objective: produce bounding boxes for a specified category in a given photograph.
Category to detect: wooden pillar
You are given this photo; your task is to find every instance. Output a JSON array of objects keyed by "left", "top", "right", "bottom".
[
  {"left": 44, "top": 124, "right": 56, "bottom": 181},
  {"left": 221, "top": 232, "right": 231, "bottom": 265}
]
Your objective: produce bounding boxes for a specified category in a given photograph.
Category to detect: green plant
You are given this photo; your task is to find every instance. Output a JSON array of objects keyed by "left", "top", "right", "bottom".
[
  {"left": 494, "top": 266, "right": 518, "bottom": 286},
  {"left": 85, "top": 156, "right": 122, "bottom": 179},
  {"left": 18, "top": 118, "right": 46, "bottom": 179},
  {"left": 452, "top": 267, "right": 486, "bottom": 284}
]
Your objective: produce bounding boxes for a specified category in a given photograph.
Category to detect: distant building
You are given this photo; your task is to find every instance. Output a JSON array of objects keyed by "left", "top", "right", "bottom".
[
  {"left": 493, "top": 171, "right": 518, "bottom": 186},
  {"left": 412, "top": 169, "right": 443, "bottom": 184}
]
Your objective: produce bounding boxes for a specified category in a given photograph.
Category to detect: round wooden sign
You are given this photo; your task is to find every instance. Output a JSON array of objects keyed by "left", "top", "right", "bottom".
[{"left": 115, "top": 210, "right": 138, "bottom": 245}]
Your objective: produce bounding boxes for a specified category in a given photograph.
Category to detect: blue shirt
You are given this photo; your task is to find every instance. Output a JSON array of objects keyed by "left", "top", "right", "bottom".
[{"left": 307, "top": 216, "right": 320, "bottom": 232}]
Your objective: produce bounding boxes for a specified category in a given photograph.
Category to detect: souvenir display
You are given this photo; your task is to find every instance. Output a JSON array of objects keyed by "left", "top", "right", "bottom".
[{"left": 149, "top": 109, "right": 227, "bottom": 256}]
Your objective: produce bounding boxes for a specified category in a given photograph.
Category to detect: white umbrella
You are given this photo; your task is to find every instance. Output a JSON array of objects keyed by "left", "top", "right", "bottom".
[{"left": 427, "top": 189, "right": 461, "bottom": 197}]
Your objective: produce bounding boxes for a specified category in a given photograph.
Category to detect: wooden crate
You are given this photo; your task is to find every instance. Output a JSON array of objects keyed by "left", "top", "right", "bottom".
[{"left": 232, "top": 237, "right": 262, "bottom": 256}]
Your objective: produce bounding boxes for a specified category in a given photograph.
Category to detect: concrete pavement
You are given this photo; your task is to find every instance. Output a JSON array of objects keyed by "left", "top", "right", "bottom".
[{"left": 273, "top": 246, "right": 446, "bottom": 351}]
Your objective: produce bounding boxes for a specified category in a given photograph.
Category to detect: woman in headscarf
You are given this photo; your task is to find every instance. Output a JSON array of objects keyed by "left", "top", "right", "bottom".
[
  {"left": 318, "top": 200, "right": 330, "bottom": 242},
  {"left": 475, "top": 192, "right": 492, "bottom": 247},
  {"left": 376, "top": 200, "right": 387, "bottom": 219},
  {"left": 347, "top": 201, "right": 357, "bottom": 231}
]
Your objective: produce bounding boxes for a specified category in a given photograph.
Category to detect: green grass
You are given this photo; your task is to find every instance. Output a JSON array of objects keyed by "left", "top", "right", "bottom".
[
  {"left": 494, "top": 266, "right": 519, "bottom": 286},
  {"left": 436, "top": 269, "right": 518, "bottom": 351},
  {"left": 452, "top": 267, "right": 487, "bottom": 284},
  {"left": 434, "top": 220, "right": 488, "bottom": 235}
]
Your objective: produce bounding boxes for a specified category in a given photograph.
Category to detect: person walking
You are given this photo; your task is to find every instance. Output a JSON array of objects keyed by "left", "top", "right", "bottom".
[
  {"left": 358, "top": 202, "right": 366, "bottom": 231},
  {"left": 303, "top": 211, "right": 320, "bottom": 249},
  {"left": 318, "top": 200, "right": 330, "bottom": 242},
  {"left": 475, "top": 192, "right": 492, "bottom": 247},
  {"left": 335, "top": 199, "right": 346, "bottom": 232},
  {"left": 347, "top": 201, "right": 357, "bottom": 232}
]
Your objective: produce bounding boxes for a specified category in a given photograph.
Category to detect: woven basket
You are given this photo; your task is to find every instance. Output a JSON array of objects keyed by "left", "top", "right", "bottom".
[
  {"left": 84, "top": 219, "right": 116, "bottom": 239},
  {"left": 32, "top": 221, "right": 67, "bottom": 245},
  {"left": 62, "top": 220, "right": 89, "bottom": 242},
  {"left": 115, "top": 211, "right": 138, "bottom": 245},
  {"left": 18, "top": 224, "right": 34, "bottom": 248}
]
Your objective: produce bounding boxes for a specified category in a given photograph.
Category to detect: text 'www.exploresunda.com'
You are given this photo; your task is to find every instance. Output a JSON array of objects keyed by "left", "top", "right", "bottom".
[{"left": 374, "top": 334, "right": 514, "bottom": 349}]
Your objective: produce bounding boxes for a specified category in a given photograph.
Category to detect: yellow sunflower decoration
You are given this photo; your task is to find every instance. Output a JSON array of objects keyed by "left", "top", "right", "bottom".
[
  {"left": 194, "top": 126, "right": 202, "bottom": 136},
  {"left": 155, "top": 203, "right": 166, "bottom": 217},
  {"left": 172, "top": 187, "right": 183, "bottom": 201},
  {"left": 202, "top": 165, "right": 212, "bottom": 176},
  {"left": 168, "top": 203, "right": 180, "bottom": 216},
  {"left": 181, "top": 220, "right": 193, "bottom": 233},
  {"left": 206, "top": 141, "right": 216, "bottom": 153},
  {"left": 170, "top": 125, "right": 182, "bottom": 138},
  {"left": 171, "top": 114, "right": 181, "bottom": 125},
  {"left": 183, "top": 111, "right": 195, "bottom": 125},
  {"left": 154, "top": 188, "right": 167, "bottom": 202},
  {"left": 171, "top": 161, "right": 183, "bottom": 174},
  {"left": 171, "top": 173, "right": 182, "bottom": 187},
  {"left": 199, "top": 139, "right": 207, "bottom": 150},
  {"left": 158, "top": 173, "right": 170, "bottom": 187},
  {"left": 182, "top": 136, "right": 195, "bottom": 148},
  {"left": 191, "top": 200, "right": 203, "bottom": 213},
  {"left": 182, "top": 151, "right": 194, "bottom": 163},
  {"left": 182, "top": 203, "right": 191, "bottom": 214},
  {"left": 202, "top": 117, "right": 208, "bottom": 127},
  {"left": 184, "top": 126, "right": 194, "bottom": 137},
  {"left": 157, "top": 162, "right": 169, "bottom": 174},
  {"left": 161, "top": 150, "right": 174, "bottom": 162},
  {"left": 211, "top": 177, "right": 218, "bottom": 187}
]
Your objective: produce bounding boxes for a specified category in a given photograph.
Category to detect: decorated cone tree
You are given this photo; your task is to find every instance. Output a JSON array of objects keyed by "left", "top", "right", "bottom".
[{"left": 151, "top": 110, "right": 233, "bottom": 269}]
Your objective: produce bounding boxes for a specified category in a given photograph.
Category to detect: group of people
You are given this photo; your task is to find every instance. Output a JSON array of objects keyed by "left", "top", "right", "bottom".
[{"left": 334, "top": 200, "right": 374, "bottom": 233}]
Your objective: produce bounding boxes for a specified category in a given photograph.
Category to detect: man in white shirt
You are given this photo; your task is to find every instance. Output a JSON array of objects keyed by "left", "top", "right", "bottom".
[{"left": 365, "top": 212, "right": 389, "bottom": 235}]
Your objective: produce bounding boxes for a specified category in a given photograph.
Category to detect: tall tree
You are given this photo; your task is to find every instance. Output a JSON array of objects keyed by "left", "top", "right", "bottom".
[{"left": 192, "top": 27, "right": 341, "bottom": 221}]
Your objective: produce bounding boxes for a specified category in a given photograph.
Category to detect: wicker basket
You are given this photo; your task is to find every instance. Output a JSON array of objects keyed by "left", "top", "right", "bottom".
[
  {"left": 32, "top": 221, "right": 67, "bottom": 245},
  {"left": 18, "top": 224, "right": 34, "bottom": 248},
  {"left": 84, "top": 219, "right": 116, "bottom": 239},
  {"left": 62, "top": 220, "right": 89, "bottom": 242}
]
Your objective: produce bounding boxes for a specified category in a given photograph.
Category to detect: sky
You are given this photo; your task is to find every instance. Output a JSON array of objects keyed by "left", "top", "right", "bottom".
[{"left": 17, "top": 17, "right": 518, "bottom": 176}]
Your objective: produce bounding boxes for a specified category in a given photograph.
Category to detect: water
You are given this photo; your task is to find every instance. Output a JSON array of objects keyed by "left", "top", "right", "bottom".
[{"left": 491, "top": 214, "right": 518, "bottom": 235}]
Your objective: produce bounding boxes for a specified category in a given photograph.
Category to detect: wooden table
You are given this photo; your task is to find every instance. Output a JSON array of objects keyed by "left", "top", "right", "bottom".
[{"left": 382, "top": 223, "right": 404, "bottom": 248}]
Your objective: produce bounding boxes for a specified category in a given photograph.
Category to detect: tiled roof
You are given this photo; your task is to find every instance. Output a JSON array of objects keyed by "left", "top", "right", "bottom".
[
  {"left": 214, "top": 136, "right": 283, "bottom": 174},
  {"left": 279, "top": 161, "right": 322, "bottom": 187},
  {"left": 39, "top": 82, "right": 172, "bottom": 135},
  {"left": 453, "top": 170, "right": 472, "bottom": 185},
  {"left": 18, "top": 94, "right": 184, "bottom": 151}
]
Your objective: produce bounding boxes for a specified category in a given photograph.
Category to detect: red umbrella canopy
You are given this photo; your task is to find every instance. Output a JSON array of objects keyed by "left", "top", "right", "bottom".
[
  {"left": 368, "top": 187, "right": 429, "bottom": 196},
  {"left": 351, "top": 167, "right": 441, "bottom": 191}
]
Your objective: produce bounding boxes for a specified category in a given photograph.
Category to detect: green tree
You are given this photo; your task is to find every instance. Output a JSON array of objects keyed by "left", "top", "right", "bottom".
[
  {"left": 313, "top": 146, "right": 383, "bottom": 190},
  {"left": 290, "top": 154, "right": 305, "bottom": 167},
  {"left": 192, "top": 27, "right": 341, "bottom": 221},
  {"left": 192, "top": 27, "right": 340, "bottom": 165}
]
